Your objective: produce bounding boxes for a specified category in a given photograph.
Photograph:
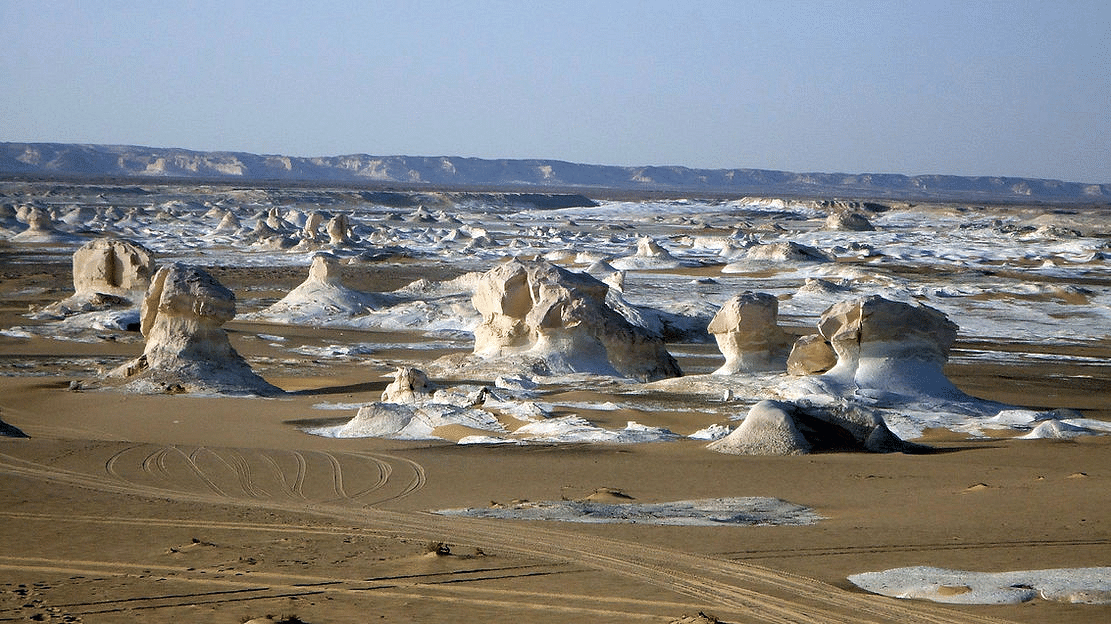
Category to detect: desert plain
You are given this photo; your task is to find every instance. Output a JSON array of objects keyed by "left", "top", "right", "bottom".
[{"left": 0, "top": 178, "right": 1109, "bottom": 624}]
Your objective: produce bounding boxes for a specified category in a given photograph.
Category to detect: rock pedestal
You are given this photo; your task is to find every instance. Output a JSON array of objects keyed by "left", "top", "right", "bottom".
[
  {"left": 818, "top": 295, "right": 961, "bottom": 398},
  {"left": 707, "top": 292, "right": 792, "bottom": 374},
  {"left": 112, "top": 263, "right": 280, "bottom": 395}
]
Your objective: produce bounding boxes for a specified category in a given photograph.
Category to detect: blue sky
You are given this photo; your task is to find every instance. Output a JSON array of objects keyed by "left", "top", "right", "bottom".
[{"left": 2, "top": 1, "right": 1109, "bottom": 182}]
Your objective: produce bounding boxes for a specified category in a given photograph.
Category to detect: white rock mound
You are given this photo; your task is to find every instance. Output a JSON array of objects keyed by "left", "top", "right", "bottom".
[
  {"left": 825, "top": 211, "right": 875, "bottom": 231},
  {"left": 110, "top": 263, "right": 281, "bottom": 395},
  {"left": 10, "top": 205, "right": 67, "bottom": 242},
  {"left": 707, "top": 292, "right": 792, "bottom": 374},
  {"left": 255, "top": 253, "right": 382, "bottom": 322},
  {"left": 610, "top": 237, "right": 683, "bottom": 270},
  {"left": 817, "top": 296, "right": 963, "bottom": 399},
  {"left": 707, "top": 399, "right": 917, "bottom": 455},
  {"left": 469, "top": 259, "right": 681, "bottom": 381}
]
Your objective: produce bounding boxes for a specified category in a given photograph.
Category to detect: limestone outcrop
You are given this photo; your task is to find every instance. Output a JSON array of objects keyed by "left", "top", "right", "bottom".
[
  {"left": 610, "top": 237, "right": 682, "bottom": 270},
  {"left": 470, "top": 259, "right": 681, "bottom": 381},
  {"left": 31, "top": 237, "right": 155, "bottom": 322},
  {"left": 110, "top": 263, "right": 281, "bottom": 395},
  {"left": 72, "top": 237, "right": 156, "bottom": 299},
  {"left": 707, "top": 292, "right": 792, "bottom": 374},
  {"left": 707, "top": 399, "right": 918, "bottom": 455},
  {"left": 825, "top": 211, "right": 875, "bottom": 231},
  {"left": 816, "top": 295, "right": 962, "bottom": 399}
]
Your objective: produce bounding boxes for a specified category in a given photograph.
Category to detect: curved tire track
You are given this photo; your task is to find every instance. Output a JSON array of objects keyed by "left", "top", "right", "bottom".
[{"left": 0, "top": 449, "right": 1016, "bottom": 624}]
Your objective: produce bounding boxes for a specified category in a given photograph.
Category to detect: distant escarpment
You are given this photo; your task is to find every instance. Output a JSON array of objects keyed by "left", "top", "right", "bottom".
[{"left": 2, "top": 142, "right": 1108, "bottom": 203}]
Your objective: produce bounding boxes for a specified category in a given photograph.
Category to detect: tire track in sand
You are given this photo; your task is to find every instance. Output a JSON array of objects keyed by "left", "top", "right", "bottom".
[{"left": 0, "top": 449, "right": 1017, "bottom": 624}]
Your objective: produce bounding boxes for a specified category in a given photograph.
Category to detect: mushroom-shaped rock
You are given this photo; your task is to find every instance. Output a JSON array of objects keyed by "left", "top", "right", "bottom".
[
  {"left": 825, "top": 211, "right": 875, "bottom": 231},
  {"left": 707, "top": 292, "right": 792, "bottom": 374},
  {"left": 819, "top": 296, "right": 961, "bottom": 399},
  {"left": 302, "top": 212, "right": 326, "bottom": 241},
  {"left": 610, "top": 237, "right": 682, "bottom": 270},
  {"left": 326, "top": 213, "right": 353, "bottom": 245},
  {"left": 786, "top": 334, "right": 838, "bottom": 375},
  {"left": 708, "top": 399, "right": 918, "bottom": 455},
  {"left": 11, "top": 205, "right": 65, "bottom": 242},
  {"left": 471, "top": 259, "right": 681, "bottom": 381},
  {"left": 381, "top": 367, "right": 437, "bottom": 403},
  {"left": 72, "top": 237, "right": 155, "bottom": 299},
  {"left": 111, "top": 263, "right": 280, "bottom": 395}
]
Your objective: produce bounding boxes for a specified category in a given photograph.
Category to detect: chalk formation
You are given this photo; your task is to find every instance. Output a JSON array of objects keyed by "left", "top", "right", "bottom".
[
  {"left": 471, "top": 259, "right": 681, "bottom": 381},
  {"left": 707, "top": 292, "right": 793, "bottom": 374},
  {"left": 34, "top": 237, "right": 155, "bottom": 319},
  {"left": 815, "top": 295, "right": 963, "bottom": 399},
  {"left": 709, "top": 399, "right": 919, "bottom": 455},
  {"left": 110, "top": 263, "right": 281, "bottom": 395}
]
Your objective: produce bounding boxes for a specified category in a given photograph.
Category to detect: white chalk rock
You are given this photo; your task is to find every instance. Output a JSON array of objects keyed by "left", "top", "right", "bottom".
[
  {"left": 72, "top": 237, "right": 155, "bottom": 299},
  {"left": 819, "top": 295, "right": 962, "bottom": 399},
  {"left": 707, "top": 292, "right": 792, "bottom": 374},
  {"left": 111, "top": 263, "right": 280, "bottom": 395},
  {"left": 326, "top": 213, "right": 353, "bottom": 245},
  {"left": 471, "top": 259, "right": 681, "bottom": 381},
  {"left": 786, "top": 334, "right": 838, "bottom": 375},
  {"left": 381, "top": 367, "right": 437, "bottom": 403},
  {"left": 610, "top": 236, "right": 683, "bottom": 270},
  {"left": 709, "top": 400, "right": 811, "bottom": 455},
  {"left": 301, "top": 212, "right": 326, "bottom": 241},
  {"left": 257, "top": 253, "right": 381, "bottom": 321},
  {"left": 11, "top": 205, "right": 66, "bottom": 242},
  {"left": 708, "top": 399, "right": 914, "bottom": 455},
  {"left": 744, "top": 241, "right": 831, "bottom": 262},
  {"left": 825, "top": 211, "right": 875, "bottom": 231}
]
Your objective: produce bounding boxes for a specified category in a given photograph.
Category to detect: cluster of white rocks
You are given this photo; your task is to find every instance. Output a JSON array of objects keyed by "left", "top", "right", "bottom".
[{"left": 22, "top": 233, "right": 1098, "bottom": 449}]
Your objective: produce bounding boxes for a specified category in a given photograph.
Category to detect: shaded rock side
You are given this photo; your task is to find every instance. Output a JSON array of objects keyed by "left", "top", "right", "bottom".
[
  {"left": 786, "top": 333, "right": 837, "bottom": 375},
  {"left": 471, "top": 259, "right": 681, "bottom": 381},
  {"left": 708, "top": 399, "right": 921, "bottom": 455}
]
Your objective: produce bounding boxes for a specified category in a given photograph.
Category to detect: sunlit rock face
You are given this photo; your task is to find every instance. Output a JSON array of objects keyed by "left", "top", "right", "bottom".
[
  {"left": 471, "top": 259, "right": 681, "bottom": 381},
  {"left": 72, "top": 237, "right": 155, "bottom": 298},
  {"left": 326, "top": 213, "right": 352, "bottom": 245},
  {"left": 707, "top": 399, "right": 916, "bottom": 455},
  {"left": 111, "top": 263, "right": 281, "bottom": 395},
  {"left": 818, "top": 295, "right": 962, "bottom": 399},
  {"left": 707, "top": 292, "right": 792, "bottom": 374}
]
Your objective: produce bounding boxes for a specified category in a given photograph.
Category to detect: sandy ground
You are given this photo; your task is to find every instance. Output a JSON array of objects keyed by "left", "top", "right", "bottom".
[{"left": 1, "top": 255, "right": 1110, "bottom": 624}]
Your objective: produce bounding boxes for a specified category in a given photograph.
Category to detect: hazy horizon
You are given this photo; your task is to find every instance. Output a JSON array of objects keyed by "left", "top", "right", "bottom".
[{"left": 3, "top": 1, "right": 1109, "bottom": 184}]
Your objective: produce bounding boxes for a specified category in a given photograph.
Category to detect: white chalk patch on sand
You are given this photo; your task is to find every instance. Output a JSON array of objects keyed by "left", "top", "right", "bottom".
[
  {"left": 435, "top": 496, "right": 822, "bottom": 526},
  {"left": 848, "top": 566, "right": 1111, "bottom": 605}
]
